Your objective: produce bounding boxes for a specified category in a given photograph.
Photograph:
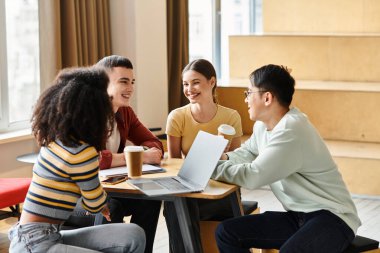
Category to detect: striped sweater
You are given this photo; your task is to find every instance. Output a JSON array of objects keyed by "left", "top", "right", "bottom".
[{"left": 22, "top": 140, "right": 107, "bottom": 221}]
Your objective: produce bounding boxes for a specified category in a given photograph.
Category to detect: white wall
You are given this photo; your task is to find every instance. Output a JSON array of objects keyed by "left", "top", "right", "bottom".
[
  {"left": 0, "top": 136, "right": 37, "bottom": 177},
  {"left": 109, "top": 0, "right": 168, "bottom": 134}
]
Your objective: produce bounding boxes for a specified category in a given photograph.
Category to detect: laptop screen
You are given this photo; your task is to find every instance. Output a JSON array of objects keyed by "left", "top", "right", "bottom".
[{"left": 178, "top": 131, "right": 228, "bottom": 188}]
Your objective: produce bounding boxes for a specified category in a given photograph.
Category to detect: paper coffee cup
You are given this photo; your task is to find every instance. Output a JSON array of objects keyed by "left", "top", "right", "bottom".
[
  {"left": 218, "top": 124, "right": 236, "bottom": 142},
  {"left": 124, "top": 146, "right": 144, "bottom": 177}
]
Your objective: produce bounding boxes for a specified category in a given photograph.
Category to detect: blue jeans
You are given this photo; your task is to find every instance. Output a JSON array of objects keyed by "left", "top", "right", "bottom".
[
  {"left": 101, "top": 197, "right": 161, "bottom": 253},
  {"left": 216, "top": 210, "right": 355, "bottom": 253},
  {"left": 8, "top": 222, "right": 145, "bottom": 253},
  {"left": 66, "top": 198, "right": 160, "bottom": 253}
]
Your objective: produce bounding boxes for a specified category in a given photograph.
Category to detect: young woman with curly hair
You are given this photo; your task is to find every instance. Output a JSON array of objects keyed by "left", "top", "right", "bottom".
[{"left": 8, "top": 67, "right": 145, "bottom": 253}]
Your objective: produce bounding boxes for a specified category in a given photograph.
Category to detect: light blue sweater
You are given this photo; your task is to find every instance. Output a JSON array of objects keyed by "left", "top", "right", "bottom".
[{"left": 212, "top": 108, "right": 361, "bottom": 233}]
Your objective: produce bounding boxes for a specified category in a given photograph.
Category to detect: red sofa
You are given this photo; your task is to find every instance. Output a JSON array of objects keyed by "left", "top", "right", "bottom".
[{"left": 0, "top": 178, "right": 31, "bottom": 220}]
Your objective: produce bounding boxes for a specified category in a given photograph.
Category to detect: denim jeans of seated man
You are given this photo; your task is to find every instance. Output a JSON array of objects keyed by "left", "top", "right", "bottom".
[
  {"left": 215, "top": 209, "right": 355, "bottom": 253},
  {"left": 8, "top": 222, "right": 146, "bottom": 253}
]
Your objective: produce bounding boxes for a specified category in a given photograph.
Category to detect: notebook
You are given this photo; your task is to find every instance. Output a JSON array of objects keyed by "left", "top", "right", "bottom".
[
  {"left": 99, "top": 164, "right": 166, "bottom": 178},
  {"left": 128, "top": 130, "right": 228, "bottom": 196}
]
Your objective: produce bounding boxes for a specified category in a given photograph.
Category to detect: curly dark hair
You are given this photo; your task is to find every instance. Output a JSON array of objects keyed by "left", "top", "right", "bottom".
[{"left": 31, "top": 67, "right": 114, "bottom": 151}]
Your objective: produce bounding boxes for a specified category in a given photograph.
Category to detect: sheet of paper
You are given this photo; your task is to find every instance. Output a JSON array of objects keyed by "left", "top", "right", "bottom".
[{"left": 99, "top": 164, "right": 165, "bottom": 177}]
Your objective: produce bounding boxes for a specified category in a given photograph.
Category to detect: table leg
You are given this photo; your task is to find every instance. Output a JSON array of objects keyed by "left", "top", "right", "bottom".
[
  {"left": 229, "top": 189, "right": 244, "bottom": 217},
  {"left": 173, "top": 197, "right": 203, "bottom": 253}
]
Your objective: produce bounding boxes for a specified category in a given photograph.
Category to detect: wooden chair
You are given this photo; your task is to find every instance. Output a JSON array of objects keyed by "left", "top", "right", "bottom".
[{"left": 200, "top": 200, "right": 260, "bottom": 253}]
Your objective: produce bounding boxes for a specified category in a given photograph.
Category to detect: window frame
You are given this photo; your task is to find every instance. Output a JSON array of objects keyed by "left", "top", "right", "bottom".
[
  {"left": 0, "top": 0, "right": 9, "bottom": 131},
  {"left": 189, "top": 0, "right": 259, "bottom": 83},
  {"left": 212, "top": 0, "right": 221, "bottom": 78},
  {"left": 0, "top": 0, "right": 40, "bottom": 133}
]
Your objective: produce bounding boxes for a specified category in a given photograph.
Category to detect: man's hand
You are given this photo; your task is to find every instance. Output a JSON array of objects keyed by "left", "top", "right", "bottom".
[
  {"left": 101, "top": 204, "right": 111, "bottom": 222},
  {"left": 143, "top": 147, "right": 162, "bottom": 164},
  {"left": 220, "top": 153, "right": 229, "bottom": 160}
]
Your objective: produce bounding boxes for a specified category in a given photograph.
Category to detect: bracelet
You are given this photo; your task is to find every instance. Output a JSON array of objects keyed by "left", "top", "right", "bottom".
[{"left": 225, "top": 153, "right": 229, "bottom": 160}]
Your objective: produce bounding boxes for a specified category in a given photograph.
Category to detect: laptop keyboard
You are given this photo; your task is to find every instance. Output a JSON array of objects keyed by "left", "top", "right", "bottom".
[{"left": 154, "top": 178, "right": 190, "bottom": 191}]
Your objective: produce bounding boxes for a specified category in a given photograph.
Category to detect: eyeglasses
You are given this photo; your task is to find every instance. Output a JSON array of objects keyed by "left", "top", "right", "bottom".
[{"left": 244, "top": 89, "right": 266, "bottom": 99}]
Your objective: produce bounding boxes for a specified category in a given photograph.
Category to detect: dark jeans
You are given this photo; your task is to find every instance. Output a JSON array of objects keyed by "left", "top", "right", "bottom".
[
  {"left": 102, "top": 197, "right": 161, "bottom": 253},
  {"left": 164, "top": 195, "right": 237, "bottom": 253},
  {"left": 216, "top": 210, "right": 355, "bottom": 253}
]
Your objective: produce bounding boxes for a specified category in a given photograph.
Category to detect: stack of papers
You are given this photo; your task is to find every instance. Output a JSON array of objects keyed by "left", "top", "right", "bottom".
[{"left": 99, "top": 164, "right": 166, "bottom": 177}]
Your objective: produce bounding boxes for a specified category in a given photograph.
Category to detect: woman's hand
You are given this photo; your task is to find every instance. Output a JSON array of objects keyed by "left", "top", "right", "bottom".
[
  {"left": 101, "top": 204, "right": 111, "bottom": 222},
  {"left": 223, "top": 143, "right": 231, "bottom": 153},
  {"left": 229, "top": 137, "right": 241, "bottom": 151},
  {"left": 143, "top": 147, "right": 162, "bottom": 164}
]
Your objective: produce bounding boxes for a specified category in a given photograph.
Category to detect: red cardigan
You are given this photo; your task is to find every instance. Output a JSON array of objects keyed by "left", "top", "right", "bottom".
[{"left": 99, "top": 107, "right": 164, "bottom": 170}]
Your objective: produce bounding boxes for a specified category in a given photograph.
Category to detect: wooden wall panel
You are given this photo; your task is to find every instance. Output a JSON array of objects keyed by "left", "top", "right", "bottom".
[
  {"left": 218, "top": 86, "right": 380, "bottom": 142},
  {"left": 293, "top": 89, "right": 380, "bottom": 143},
  {"left": 263, "top": 0, "right": 380, "bottom": 33},
  {"left": 229, "top": 35, "right": 380, "bottom": 82},
  {"left": 217, "top": 87, "right": 254, "bottom": 135}
]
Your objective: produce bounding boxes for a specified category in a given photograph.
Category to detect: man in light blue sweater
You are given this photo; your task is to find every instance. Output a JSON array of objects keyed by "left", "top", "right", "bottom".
[{"left": 212, "top": 64, "right": 361, "bottom": 253}]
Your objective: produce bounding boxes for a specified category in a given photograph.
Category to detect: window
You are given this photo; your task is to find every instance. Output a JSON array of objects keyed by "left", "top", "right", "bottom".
[
  {"left": 189, "top": 0, "right": 262, "bottom": 82},
  {"left": 0, "top": 0, "right": 40, "bottom": 132},
  {"left": 188, "top": 0, "right": 213, "bottom": 62}
]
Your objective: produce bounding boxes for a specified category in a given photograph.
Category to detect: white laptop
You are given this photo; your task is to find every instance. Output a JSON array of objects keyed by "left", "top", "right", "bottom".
[{"left": 128, "top": 131, "right": 228, "bottom": 196}]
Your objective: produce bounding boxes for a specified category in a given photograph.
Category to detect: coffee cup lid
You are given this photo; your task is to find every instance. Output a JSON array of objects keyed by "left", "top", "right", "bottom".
[
  {"left": 218, "top": 124, "right": 236, "bottom": 135},
  {"left": 124, "top": 146, "right": 144, "bottom": 152}
]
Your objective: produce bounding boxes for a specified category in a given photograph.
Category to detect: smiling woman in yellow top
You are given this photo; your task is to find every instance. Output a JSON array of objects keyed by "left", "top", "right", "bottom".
[
  {"left": 166, "top": 59, "right": 243, "bottom": 158},
  {"left": 164, "top": 59, "right": 243, "bottom": 252}
]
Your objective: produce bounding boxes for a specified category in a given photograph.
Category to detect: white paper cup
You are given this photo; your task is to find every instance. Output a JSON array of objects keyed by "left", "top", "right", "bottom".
[{"left": 218, "top": 124, "right": 236, "bottom": 143}]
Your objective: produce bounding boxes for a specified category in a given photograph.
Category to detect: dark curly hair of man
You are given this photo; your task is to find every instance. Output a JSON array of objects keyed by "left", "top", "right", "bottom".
[{"left": 31, "top": 67, "right": 114, "bottom": 151}]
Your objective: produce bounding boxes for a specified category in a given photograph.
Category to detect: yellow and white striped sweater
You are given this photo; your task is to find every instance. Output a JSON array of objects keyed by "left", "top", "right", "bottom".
[{"left": 23, "top": 140, "right": 107, "bottom": 221}]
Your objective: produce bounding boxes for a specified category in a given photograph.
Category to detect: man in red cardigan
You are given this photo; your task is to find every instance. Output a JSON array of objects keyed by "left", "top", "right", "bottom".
[{"left": 97, "top": 55, "right": 164, "bottom": 253}]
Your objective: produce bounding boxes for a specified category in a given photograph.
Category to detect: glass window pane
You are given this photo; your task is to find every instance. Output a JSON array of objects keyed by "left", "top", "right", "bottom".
[
  {"left": 220, "top": 0, "right": 258, "bottom": 81},
  {"left": 5, "top": 0, "right": 39, "bottom": 124},
  {"left": 188, "top": 0, "right": 262, "bottom": 83},
  {"left": 189, "top": 0, "right": 213, "bottom": 62}
]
